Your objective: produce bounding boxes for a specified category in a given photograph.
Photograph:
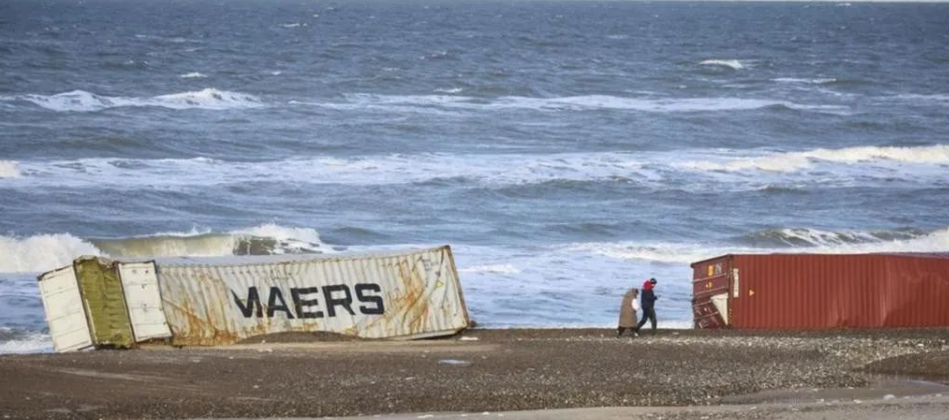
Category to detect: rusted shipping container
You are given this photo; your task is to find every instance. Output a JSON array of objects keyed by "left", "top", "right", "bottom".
[
  {"left": 38, "top": 245, "right": 470, "bottom": 352},
  {"left": 154, "top": 246, "right": 469, "bottom": 345},
  {"left": 692, "top": 253, "right": 949, "bottom": 330}
]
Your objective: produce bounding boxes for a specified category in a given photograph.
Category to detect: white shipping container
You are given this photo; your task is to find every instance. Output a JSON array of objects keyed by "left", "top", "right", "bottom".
[{"left": 153, "top": 245, "right": 469, "bottom": 345}]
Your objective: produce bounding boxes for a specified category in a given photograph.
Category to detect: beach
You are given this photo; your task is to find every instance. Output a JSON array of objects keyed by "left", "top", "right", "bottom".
[{"left": 1, "top": 329, "right": 947, "bottom": 419}]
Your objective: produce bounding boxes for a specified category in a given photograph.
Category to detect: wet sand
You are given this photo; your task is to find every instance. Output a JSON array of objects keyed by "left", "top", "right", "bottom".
[{"left": 0, "top": 328, "right": 947, "bottom": 419}]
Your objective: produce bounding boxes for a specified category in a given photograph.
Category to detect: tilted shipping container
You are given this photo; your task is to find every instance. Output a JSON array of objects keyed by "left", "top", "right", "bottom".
[
  {"left": 38, "top": 245, "right": 470, "bottom": 351},
  {"left": 154, "top": 245, "right": 469, "bottom": 345},
  {"left": 692, "top": 253, "right": 949, "bottom": 330}
]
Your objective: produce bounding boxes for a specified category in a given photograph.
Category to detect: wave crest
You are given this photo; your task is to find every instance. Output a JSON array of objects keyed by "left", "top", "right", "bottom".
[
  {"left": 699, "top": 59, "right": 745, "bottom": 70},
  {"left": 773, "top": 77, "right": 837, "bottom": 85},
  {"left": 736, "top": 227, "right": 926, "bottom": 248},
  {"left": 0, "top": 224, "right": 325, "bottom": 274},
  {"left": 569, "top": 227, "right": 949, "bottom": 264},
  {"left": 680, "top": 145, "right": 949, "bottom": 173},
  {"left": 306, "top": 94, "right": 840, "bottom": 114},
  {"left": 0, "top": 233, "right": 102, "bottom": 273},
  {"left": 14, "top": 88, "right": 262, "bottom": 112},
  {"left": 0, "top": 161, "right": 20, "bottom": 178}
]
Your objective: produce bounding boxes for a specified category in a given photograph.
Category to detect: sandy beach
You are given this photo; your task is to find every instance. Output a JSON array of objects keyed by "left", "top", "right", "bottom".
[{"left": 1, "top": 328, "right": 948, "bottom": 419}]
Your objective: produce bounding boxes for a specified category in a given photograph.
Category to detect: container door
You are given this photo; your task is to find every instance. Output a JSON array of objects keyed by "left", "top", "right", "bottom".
[
  {"left": 74, "top": 258, "right": 134, "bottom": 348},
  {"left": 38, "top": 266, "right": 94, "bottom": 352},
  {"left": 692, "top": 257, "right": 731, "bottom": 329},
  {"left": 117, "top": 262, "right": 172, "bottom": 342}
]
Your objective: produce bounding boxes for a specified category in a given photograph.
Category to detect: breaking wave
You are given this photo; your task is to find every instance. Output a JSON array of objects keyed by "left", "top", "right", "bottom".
[
  {"left": 773, "top": 77, "right": 837, "bottom": 85},
  {"left": 736, "top": 227, "right": 928, "bottom": 248},
  {"left": 0, "top": 223, "right": 325, "bottom": 274},
  {"left": 568, "top": 227, "right": 949, "bottom": 265},
  {"left": 5, "top": 145, "right": 949, "bottom": 190},
  {"left": 0, "top": 161, "right": 20, "bottom": 178},
  {"left": 179, "top": 72, "right": 208, "bottom": 79},
  {"left": 0, "top": 328, "right": 51, "bottom": 354},
  {"left": 458, "top": 264, "right": 522, "bottom": 275},
  {"left": 10, "top": 88, "right": 262, "bottom": 112},
  {"left": 895, "top": 93, "right": 949, "bottom": 103},
  {"left": 680, "top": 145, "right": 949, "bottom": 173},
  {"left": 699, "top": 59, "right": 746, "bottom": 70},
  {"left": 304, "top": 94, "right": 842, "bottom": 113}
]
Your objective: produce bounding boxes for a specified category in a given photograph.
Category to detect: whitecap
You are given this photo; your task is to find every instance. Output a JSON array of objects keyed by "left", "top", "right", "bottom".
[
  {"left": 16, "top": 88, "right": 262, "bottom": 112},
  {"left": 151, "top": 88, "right": 262, "bottom": 110},
  {"left": 0, "top": 233, "right": 102, "bottom": 273},
  {"left": 0, "top": 160, "right": 20, "bottom": 178},
  {"left": 0, "top": 332, "right": 52, "bottom": 355},
  {"left": 179, "top": 72, "right": 208, "bottom": 79},
  {"left": 0, "top": 223, "right": 327, "bottom": 274},
  {"left": 895, "top": 93, "right": 949, "bottom": 103},
  {"left": 679, "top": 145, "right": 949, "bottom": 174},
  {"left": 699, "top": 59, "right": 745, "bottom": 70},
  {"left": 458, "top": 264, "right": 522, "bottom": 275},
  {"left": 773, "top": 77, "right": 837, "bottom": 84},
  {"left": 564, "top": 227, "right": 949, "bottom": 265},
  {"left": 318, "top": 94, "right": 840, "bottom": 114}
]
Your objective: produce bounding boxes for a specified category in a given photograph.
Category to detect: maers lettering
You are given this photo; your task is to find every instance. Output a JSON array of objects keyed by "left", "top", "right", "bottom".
[{"left": 230, "top": 283, "right": 385, "bottom": 319}]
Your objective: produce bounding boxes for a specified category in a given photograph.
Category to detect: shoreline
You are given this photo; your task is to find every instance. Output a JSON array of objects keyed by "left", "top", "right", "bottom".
[{"left": 1, "top": 328, "right": 947, "bottom": 419}]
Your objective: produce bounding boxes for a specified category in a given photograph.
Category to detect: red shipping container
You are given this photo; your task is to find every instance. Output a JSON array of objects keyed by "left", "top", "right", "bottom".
[{"left": 691, "top": 253, "right": 949, "bottom": 329}]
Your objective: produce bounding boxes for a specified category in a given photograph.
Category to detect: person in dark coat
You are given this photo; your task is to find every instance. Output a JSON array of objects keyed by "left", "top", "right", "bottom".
[{"left": 635, "top": 278, "right": 658, "bottom": 334}]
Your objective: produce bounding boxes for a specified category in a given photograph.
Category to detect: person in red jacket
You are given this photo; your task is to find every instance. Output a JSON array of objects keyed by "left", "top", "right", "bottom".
[{"left": 635, "top": 278, "right": 659, "bottom": 334}]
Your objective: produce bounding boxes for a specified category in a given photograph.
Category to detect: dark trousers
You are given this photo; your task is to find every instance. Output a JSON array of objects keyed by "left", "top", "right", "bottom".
[{"left": 636, "top": 307, "right": 657, "bottom": 333}]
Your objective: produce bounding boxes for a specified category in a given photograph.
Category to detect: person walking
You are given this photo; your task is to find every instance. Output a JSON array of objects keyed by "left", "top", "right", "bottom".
[
  {"left": 635, "top": 278, "right": 658, "bottom": 334},
  {"left": 616, "top": 288, "right": 639, "bottom": 337}
]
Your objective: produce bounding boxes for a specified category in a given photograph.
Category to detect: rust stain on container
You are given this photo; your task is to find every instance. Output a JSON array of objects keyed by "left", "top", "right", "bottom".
[{"left": 692, "top": 253, "right": 949, "bottom": 330}]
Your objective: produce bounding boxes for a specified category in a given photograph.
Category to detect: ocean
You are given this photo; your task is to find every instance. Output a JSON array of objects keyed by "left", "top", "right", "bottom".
[{"left": 1, "top": 0, "right": 948, "bottom": 354}]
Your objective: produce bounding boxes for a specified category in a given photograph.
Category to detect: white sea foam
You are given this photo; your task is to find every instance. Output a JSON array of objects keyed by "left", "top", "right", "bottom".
[
  {"left": 17, "top": 88, "right": 262, "bottom": 112},
  {"left": 566, "top": 227, "right": 949, "bottom": 265},
  {"left": 280, "top": 23, "right": 304, "bottom": 28},
  {"left": 434, "top": 88, "right": 464, "bottom": 94},
  {"left": 6, "top": 153, "right": 655, "bottom": 188},
  {"left": 179, "top": 72, "right": 208, "bottom": 79},
  {"left": 896, "top": 94, "right": 949, "bottom": 103},
  {"left": 0, "top": 161, "right": 20, "bottom": 178},
  {"left": 151, "top": 89, "right": 263, "bottom": 110},
  {"left": 773, "top": 77, "right": 837, "bottom": 84},
  {"left": 458, "top": 264, "right": 522, "bottom": 274},
  {"left": 0, "top": 332, "right": 52, "bottom": 355},
  {"left": 314, "top": 94, "right": 842, "bottom": 114},
  {"left": 6, "top": 145, "right": 949, "bottom": 191},
  {"left": 234, "top": 223, "right": 325, "bottom": 254},
  {"left": 0, "top": 233, "right": 102, "bottom": 273},
  {"left": 699, "top": 59, "right": 745, "bottom": 70},
  {"left": 680, "top": 145, "right": 949, "bottom": 174},
  {"left": 0, "top": 224, "right": 326, "bottom": 274}
]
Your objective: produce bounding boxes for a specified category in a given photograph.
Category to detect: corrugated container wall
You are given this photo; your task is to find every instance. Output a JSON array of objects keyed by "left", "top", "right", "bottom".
[
  {"left": 692, "top": 253, "right": 949, "bottom": 330},
  {"left": 155, "top": 245, "right": 469, "bottom": 345},
  {"left": 38, "top": 246, "right": 469, "bottom": 352}
]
